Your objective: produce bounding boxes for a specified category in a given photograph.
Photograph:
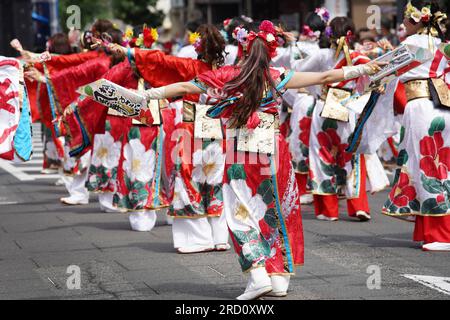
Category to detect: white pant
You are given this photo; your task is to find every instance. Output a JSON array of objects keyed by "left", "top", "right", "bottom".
[
  {"left": 172, "top": 214, "right": 229, "bottom": 249},
  {"left": 129, "top": 210, "right": 157, "bottom": 232},
  {"left": 98, "top": 192, "right": 119, "bottom": 212},
  {"left": 64, "top": 169, "right": 89, "bottom": 202}
]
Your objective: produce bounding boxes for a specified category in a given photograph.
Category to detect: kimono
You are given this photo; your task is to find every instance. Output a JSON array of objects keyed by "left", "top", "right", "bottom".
[
  {"left": 36, "top": 50, "right": 106, "bottom": 170},
  {"left": 134, "top": 49, "right": 228, "bottom": 249},
  {"left": 298, "top": 48, "right": 389, "bottom": 218},
  {"left": 193, "top": 65, "right": 304, "bottom": 274},
  {"left": 44, "top": 56, "right": 111, "bottom": 177},
  {"left": 133, "top": 49, "right": 223, "bottom": 217},
  {"left": 381, "top": 35, "right": 450, "bottom": 244},
  {"left": 286, "top": 40, "right": 321, "bottom": 196}
]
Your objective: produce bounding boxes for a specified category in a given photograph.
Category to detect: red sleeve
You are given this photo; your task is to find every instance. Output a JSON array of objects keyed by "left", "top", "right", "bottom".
[
  {"left": 394, "top": 82, "right": 407, "bottom": 115},
  {"left": 197, "top": 66, "right": 239, "bottom": 89},
  {"left": 37, "top": 83, "right": 52, "bottom": 128},
  {"left": 134, "top": 49, "right": 211, "bottom": 87},
  {"left": 48, "top": 56, "right": 111, "bottom": 111},
  {"left": 69, "top": 61, "right": 139, "bottom": 155},
  {"left": 25, "top": 79, "right": 40, "bottom": 122},
  {"left": 36, "top": 50, "right": 104, "bottom": 73}
]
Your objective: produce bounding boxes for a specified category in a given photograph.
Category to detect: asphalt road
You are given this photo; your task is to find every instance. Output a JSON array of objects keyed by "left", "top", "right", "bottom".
[{"left": 0, "top": 130, "right": 449, "bottom": 300}]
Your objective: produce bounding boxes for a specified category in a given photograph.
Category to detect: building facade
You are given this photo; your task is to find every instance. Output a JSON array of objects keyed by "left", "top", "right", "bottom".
[{"left": 168, "top": 0, "right": 448, "bottom": 35}]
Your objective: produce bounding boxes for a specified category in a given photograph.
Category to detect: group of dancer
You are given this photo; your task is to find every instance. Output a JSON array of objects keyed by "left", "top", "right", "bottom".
[{"left": 4, "top": 0, "right": 449, "bottom": 300}]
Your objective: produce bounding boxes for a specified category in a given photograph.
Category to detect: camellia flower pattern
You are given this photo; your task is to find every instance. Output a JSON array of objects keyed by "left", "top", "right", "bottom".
[
  {"left": 86, "top": 117, "right": 131, "bottom": 194},
  {"left": 114, "top": 126, "right": 157, "bottom": 211},
  {"left": 383, "top": 117, "right": 450, "bottom": 216},
  {"left": 289, "top": 94, "right": 316, "bottom": 175},
  {"left": 192, "top": 142, "right": 225, "bottom": 186},
  {"left": 419, "top": 131, "right": 450, "bottom": 180},
  {"left": 309, "top": 115, "right": 356, "bottom": 196},
  {"left": 169, "top": 124, "right": 225, "bottom": 218}
]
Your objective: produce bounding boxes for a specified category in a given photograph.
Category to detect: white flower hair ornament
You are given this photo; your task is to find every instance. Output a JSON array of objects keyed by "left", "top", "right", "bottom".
[{"left": 315, "top": 7, "right": 331, "bottom": 24}]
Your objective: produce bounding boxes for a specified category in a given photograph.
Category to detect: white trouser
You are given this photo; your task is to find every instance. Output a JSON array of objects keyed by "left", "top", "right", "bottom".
[
  {"left": 65, "top": 169, "right": 90, "bottom": 201},
  {"left": 98, "top": 192, "right": 118, "bottom": 212},
  {"left": 172, "top": 214, "right": 228, "bottom": 249},
  {"left": 62, "top": 173, "right": 74, "bottom": 192},
  {"left": 129, "top": 210, "right": 157, "bottom": 232}
]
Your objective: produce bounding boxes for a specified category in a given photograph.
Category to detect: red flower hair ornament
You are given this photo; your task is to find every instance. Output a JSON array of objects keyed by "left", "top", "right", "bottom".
[{"left": 235, "top": 20, "right": 278, "bottom": 59}]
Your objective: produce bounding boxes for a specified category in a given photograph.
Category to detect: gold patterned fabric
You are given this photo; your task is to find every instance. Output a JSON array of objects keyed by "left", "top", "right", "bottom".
[
  {"left": 320, "top": 87, "right": 353, "bottom": 122},
  {"left": 404, "top": 79, "right": 431, "bottom": 102}
]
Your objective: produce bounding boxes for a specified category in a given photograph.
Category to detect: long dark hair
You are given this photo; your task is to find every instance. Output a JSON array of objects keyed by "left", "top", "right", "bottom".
[
  {"left": 196, "top": 24, "right": 226, "bottom": 67},
  {"left": 409, "top": 0, "right": 446, "bottom": 41},
  {"left": 48, "top": 33, "right": 72, "bottom": 54},
  {"left": 320, "top": 17, "right": 356, "bottom": 49},
  {"left": 304, "top": 11, "right": 327, "bottom": 47},
  {"left": 223, "top": 37, "right": 277, "bottom": 128},
  {"left": 105, "top": 27, "right": 126, "bottom": 67}
]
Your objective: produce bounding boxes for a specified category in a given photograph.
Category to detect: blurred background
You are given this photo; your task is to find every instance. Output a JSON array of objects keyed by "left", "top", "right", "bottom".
[{"left": 0, "top": 0, "right": 449, "bottom": 56}]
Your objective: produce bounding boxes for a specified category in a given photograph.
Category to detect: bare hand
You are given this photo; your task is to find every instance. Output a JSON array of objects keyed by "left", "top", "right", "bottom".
[
  {"left": 108, "top": 43, "right": 127, "bottom": 55},
  {"left": 24, "top": 67, "right": 45, "bottom": 83},
  {"left": 377, "top": 39, "right": 394, "bottom": 51},
  {"left": 366, "top": 60, "right": 388, "bottom": 75}
]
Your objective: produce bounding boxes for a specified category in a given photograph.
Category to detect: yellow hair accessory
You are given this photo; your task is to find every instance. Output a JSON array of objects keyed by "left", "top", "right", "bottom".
[{"left": 189, "top": 32, "right": 201, "bottom": 45}]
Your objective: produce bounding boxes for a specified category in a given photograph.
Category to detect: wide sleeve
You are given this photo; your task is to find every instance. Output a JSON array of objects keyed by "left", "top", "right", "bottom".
[
  {"left": 134, "top": 49, "right": 211, "bottom": 87},
  {"left": 47, "top": 56, "right": 111, "bottom": 111},
  {"left": 291, "top": 49, "right": 326, "bottom": 72},
  {"left": 43, "top": 50, "right": 104, "bottom": 73},
  {"left": 195, "top": 65, "right": 239, "bottom": 90}
]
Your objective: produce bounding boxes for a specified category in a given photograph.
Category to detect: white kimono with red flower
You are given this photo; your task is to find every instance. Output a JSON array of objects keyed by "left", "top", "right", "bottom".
[
  {"left": 381, "top": 35, "right": 450, "bottom": 244},
  {"left": 286, "top": 41, "right": 321, "bottom": 195},
  {"left": 306, "top": 49, "right": 371, "bottom": 198}
]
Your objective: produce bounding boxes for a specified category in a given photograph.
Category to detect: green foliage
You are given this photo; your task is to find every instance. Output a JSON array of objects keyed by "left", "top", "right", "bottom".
[
  {"left": 58, "top": 0, "right": 164, "bottom": 32},
  {"left": 59, "top": 0, "right": 112, "bottom": 31},
  {"left": 111, "top": 0, "right": 164, "bottom": 27}
]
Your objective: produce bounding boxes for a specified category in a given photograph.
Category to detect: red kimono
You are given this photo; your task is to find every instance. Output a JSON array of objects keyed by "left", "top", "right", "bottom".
[{"left": 193, "top": 65, "right": 304, "bottom": 274}]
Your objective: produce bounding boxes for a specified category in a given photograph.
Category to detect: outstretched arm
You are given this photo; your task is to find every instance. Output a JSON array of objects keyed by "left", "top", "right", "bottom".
[
  {"left": 285, "top": 60, "right": 385, "bottom": 89},
  {"left": 143, "top": 81, "right": 203, "bottom": 100}
]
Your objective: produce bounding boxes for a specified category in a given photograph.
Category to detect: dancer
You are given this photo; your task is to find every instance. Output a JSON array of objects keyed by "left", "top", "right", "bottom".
[
  {"left": 288, "top": 8, "right": 329, "bottom": 205},
  {"left": 115, "top": 24, "right": 232, "bottom": 250},
  {"left": 294, "top": 16, "right": 384, "bottom": 222},
  {"left": 139, "top": 20, "right": 383, "bottom": 299},
  {"left": 381, "top": 0, "right": 450, "bottom": 251}
]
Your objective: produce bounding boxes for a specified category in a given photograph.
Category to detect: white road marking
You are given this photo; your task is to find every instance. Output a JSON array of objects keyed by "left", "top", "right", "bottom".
[
  {"left": 14, "top": 160, "right": 43, "bottom": 165},
  {"left": 0, "top": 201, "right": 18, "bottom": 205},
  {"left": 0, "top": 159, "right": 35, "bottom": 181},
  {"left": 27, "top": 174, "right": 60, "bottom": 180},
  {"left": 403, "top": 274, "right": 450, "bottom": 295}
]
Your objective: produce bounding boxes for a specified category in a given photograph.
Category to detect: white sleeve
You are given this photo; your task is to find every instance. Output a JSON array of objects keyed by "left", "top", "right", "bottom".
[{"left": 291, "top": 49, "right": 325, "bottom": 72}]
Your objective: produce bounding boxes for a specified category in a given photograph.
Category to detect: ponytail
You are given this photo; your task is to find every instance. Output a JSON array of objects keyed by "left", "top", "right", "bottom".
[
  {"left": 223, "top": 38, "right": 277, "bottom": 128},
  {"left": 196, "top": 24, "right": 226, "bottom": 67}
]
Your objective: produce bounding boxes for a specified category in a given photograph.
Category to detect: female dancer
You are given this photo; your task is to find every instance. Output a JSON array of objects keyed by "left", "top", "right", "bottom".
[
  {"left": 115, "top": 24, "right": 232, "bottom": 250},
  {"left": 288, "top": 8, "right": 329, "bottom": 205},
  {"left": 381, "top": 0, "right": 450, "bottom": 251},
  {"left": 139, "top": 20, "right": 383, "bottom": 299},
  {"left": 294, "top": 17, "right": 380, "bottom": 222}
]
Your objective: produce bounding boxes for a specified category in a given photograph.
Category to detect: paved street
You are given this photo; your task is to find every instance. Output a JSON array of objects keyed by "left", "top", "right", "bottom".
[{"left": 0, "top": 128, "right": 449, "bottom": 300}]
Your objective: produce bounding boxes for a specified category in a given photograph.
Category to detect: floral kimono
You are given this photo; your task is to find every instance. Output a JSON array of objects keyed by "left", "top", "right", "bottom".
[
  {"left": 381, "top": 34, "right": 450, "bottom": 244},
  {"left": 168, "top": 95, "right": 225, "bottom": 218},
  {"left": 287, "top": 41, "right": 322, "bottom": 195},
  {"left": 36, "top": 50, "right": 107, "bottom": 163},
  {"left": 193, "top": 65, "right": 304, "bottom": 274},
  {"left": 113, "top": 107, "right": 175, "bottom": 211},
  {"left": 59, "top": 58, "right": 173, "bottom": 212},
  {"left": 132, "top": 49, "right": 223, "bottom": 217},
  {"left": 45, "top": 56, "right": 112, "bottom": 176},
  {"left": 308, "top": 50, "right": 372, "bottom": 198}
]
